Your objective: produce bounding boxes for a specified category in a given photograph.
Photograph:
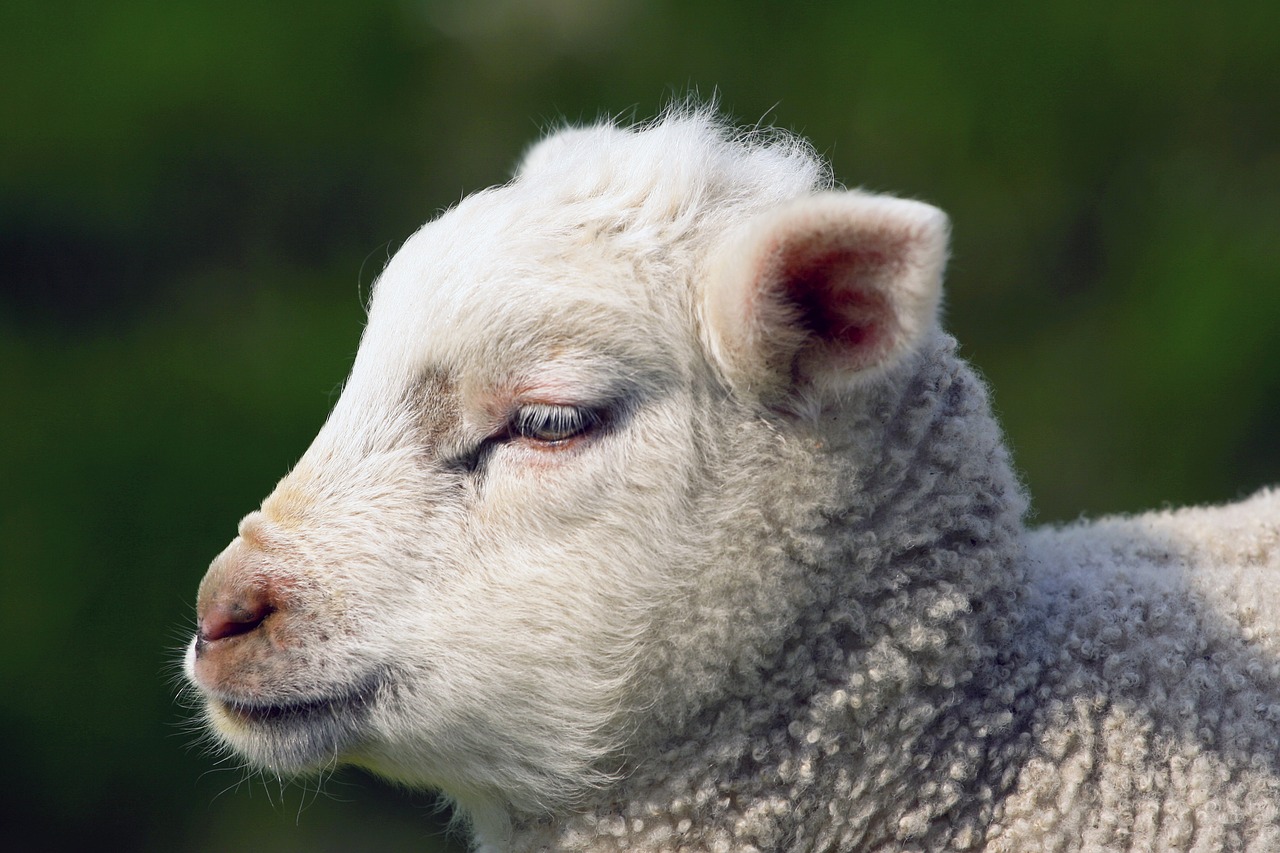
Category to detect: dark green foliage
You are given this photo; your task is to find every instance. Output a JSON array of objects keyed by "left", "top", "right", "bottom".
[{"left": 1, "top": 1, "right": 1275, "bottom": 849}]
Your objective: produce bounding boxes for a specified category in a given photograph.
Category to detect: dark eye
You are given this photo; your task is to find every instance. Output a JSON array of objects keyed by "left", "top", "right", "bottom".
[{"left": 512, "top": 404, "right": 604, "bottom": 444}]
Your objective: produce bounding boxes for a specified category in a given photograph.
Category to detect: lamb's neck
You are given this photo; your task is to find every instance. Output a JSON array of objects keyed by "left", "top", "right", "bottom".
[
  {"left": 778, "top": 333, "right": 1031, "bottom": 711},
  {"left": 673, "top": 336, "right": 1039, "bottom": 849}
]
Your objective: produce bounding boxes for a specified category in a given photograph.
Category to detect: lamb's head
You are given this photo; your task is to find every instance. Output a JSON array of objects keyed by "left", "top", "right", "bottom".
[{"left": 184, "top": 113, "right": 950, "bottom": 819}]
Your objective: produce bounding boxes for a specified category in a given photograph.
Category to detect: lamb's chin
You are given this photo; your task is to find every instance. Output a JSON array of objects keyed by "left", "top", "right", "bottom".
[{"left": 203, "top": 673, "right": 386, "bottom": 774}]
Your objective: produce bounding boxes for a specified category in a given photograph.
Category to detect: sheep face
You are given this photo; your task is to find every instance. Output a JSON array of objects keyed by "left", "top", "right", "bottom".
[
  {"left": 186, "top": 193, "right": 714, "bottom": 808},
  {"left": 184, "top": 118, "right": 949, "bottom": 816}
]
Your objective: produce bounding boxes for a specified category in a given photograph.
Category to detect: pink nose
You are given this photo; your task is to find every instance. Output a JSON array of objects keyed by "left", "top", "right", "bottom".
[{"left": 197, "top": 586, "right": 275, "bottom": 647}]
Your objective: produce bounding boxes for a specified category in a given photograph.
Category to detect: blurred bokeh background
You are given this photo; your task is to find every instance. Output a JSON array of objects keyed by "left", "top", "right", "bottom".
[{"left": 2, "top": 1, "right": 1276, "bottom": 850}]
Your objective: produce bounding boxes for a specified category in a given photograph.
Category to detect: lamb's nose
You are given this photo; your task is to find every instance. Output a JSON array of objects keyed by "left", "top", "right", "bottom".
[{"left": 197, "top": 587, "right": 274, "bottom": 647}]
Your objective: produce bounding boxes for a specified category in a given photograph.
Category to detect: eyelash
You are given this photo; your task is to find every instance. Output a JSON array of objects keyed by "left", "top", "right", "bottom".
[{"left": 511, "top": 404, "right": 605, "bottom": 445}]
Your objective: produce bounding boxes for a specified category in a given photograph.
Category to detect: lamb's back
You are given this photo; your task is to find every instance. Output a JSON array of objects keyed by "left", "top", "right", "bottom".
[{"left": 990, "top": 488, "right": 1280, "bottom": 851}]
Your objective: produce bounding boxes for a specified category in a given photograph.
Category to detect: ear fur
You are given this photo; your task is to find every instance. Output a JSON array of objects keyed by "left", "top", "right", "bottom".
[{"left": 702, "top": 191, "right": 949, "bottom": 408}]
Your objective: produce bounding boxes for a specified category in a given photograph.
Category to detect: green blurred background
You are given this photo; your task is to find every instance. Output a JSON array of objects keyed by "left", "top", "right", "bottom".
[{"left": 2, "top": 1, "right": 1276, "bottom": 850}]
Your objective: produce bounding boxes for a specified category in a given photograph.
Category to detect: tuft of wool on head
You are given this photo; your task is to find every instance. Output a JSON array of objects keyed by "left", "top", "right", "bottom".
[{"left": 514, "top": 105, "right": 833, "bottom": 249}]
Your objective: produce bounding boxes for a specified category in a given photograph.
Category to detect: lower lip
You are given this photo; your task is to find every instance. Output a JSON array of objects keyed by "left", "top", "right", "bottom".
[{"left": 217, "top": 678, "right": 381, "bottom": 727}]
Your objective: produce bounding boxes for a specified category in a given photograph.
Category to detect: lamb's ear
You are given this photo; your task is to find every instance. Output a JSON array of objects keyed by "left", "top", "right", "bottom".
[{"left": 702, "top": 191, "right": 948, "bottom": 408}]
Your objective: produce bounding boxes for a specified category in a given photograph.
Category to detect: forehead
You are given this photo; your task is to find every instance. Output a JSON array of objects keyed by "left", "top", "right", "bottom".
[{"left": 354, "top": 185, "right": 688, "bottom": 391}]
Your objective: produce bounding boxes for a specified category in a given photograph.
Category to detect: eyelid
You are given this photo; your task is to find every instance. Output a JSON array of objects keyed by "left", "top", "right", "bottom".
[{"left": 445, "top": 396, "right": 620, "bottom": 472}]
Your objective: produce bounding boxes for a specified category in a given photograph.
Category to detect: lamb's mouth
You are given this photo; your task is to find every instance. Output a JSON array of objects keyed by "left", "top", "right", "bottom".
[
  {"left": 219, "top": 675, "right": 382, "bottom": 726},
  {"left": 206, "top": 671, "right": 388, "bottom": 770}
]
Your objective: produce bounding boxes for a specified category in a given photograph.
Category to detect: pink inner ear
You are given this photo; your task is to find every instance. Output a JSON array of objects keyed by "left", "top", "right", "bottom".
[{"left": 777, "top": 245, "right": 897, "bottom": 369}]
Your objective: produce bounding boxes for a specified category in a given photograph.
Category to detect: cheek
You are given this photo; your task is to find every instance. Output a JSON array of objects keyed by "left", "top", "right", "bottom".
[
  {"left": 468, "top": 439, "right": 700, "bottom": 583},
  {"left": 478, "top": 447, "right": 644, "bottom": 539}
]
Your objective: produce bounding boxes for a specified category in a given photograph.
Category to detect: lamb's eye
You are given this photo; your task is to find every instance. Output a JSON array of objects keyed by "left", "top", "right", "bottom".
[{"left": 512, "top": 404, "right": 603, "bottom": 444}]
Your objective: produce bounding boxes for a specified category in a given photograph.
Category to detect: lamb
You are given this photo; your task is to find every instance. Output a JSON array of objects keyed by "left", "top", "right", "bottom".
[{"left": 183, "top": 107, "right": 1280, "bottom": 852}]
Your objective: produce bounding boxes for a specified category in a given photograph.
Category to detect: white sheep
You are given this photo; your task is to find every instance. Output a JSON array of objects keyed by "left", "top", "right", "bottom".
[{"left": 184, "top": 107, "right": 1280, "bottom": 852}]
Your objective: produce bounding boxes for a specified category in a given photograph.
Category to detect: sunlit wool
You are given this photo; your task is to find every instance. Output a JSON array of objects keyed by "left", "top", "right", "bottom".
[{"left": 186, "top": 107, "right": 1280, "bottom": 852}]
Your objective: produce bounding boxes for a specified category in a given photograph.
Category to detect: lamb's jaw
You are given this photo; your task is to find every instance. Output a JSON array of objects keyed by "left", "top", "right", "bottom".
[{"left": 204, "top": 671, "right": 388, "bottom": 773}]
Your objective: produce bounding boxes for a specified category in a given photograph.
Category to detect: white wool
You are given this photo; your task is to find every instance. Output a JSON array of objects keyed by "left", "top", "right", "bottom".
[{"left": 184, "top": 107, "right": 1280, "bottom": 852}]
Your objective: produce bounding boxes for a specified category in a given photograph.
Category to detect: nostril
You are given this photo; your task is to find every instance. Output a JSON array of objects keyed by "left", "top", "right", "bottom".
[{"left": 198, "top": 593, "right": 275, "bottom": 644}]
